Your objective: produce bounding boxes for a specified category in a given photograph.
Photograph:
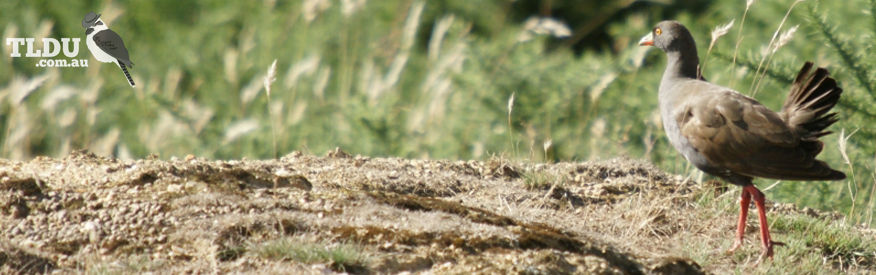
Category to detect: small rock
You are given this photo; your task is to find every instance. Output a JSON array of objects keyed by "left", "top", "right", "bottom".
[
  {"left": 82, "top": 221, "right": 102, "bottom": 243},
  {"left": 167, "top": 184, "right": 182, "bottom": 193}
]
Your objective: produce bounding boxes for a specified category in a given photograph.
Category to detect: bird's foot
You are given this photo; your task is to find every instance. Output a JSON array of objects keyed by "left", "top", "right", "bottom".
[
  {"left": 726, "top": 239, "right": 744, "bottom": 254},
  {"left": 753, "top": 241, "right": 785, "bottom": 266}
]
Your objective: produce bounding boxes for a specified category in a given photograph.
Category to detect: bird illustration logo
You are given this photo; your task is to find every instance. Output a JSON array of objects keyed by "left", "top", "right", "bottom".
[{"left": 82, "top": 12, "right": 135, "bottom": 87}]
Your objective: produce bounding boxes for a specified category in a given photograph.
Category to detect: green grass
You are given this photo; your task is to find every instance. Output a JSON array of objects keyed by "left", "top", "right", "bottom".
[
  {"left": 772, "top": 213, "right": 875, "bottom": 268},
  {"left": 522, "top": 169, "right": 562, "bottom": 190},
  {"left": 686, "top": 186, "right": 875, "bottom": 273},
  {"left": 744, "top": 212, "right": 876, "bottom": 274},
  {"left": 253, "top": 237, "right": 368, "bottom": 272},
  {"left": 0, "top": 0, "right": 873, "bottom": 225}
]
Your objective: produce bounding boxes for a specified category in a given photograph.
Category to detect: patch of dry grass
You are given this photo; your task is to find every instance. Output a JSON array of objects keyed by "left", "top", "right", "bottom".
[{"left": 0, "top": 151, "right": 872, "bottom": 273}]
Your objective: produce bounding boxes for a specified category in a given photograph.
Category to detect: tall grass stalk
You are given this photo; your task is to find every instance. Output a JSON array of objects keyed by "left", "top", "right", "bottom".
[
  {"left": 507, "top": 92, "right": 516, "bottom": 156},
  {"left": 264, "top": 59, "right": 279, "bottom": 158},
  {"left": 838, "top": 128, "right": 859, "bottom": 224},
  {"left": 751, "top": 25, "right": 797, "bottom": 96},
  {"left": 730, "top": 0, "right": 756, "bottom": 87},
  {"left": 750, "top": 0, "right": 804, "bottom": 96},
  {"left": 701, "top": 19, "right": 734, "bottom": 79},
  {"left": 867, "top": 166, "right": 876, "bottom": 225}
]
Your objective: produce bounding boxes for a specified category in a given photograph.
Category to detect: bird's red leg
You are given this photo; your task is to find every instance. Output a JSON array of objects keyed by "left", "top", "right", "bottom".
[
  {"left": 727, "top": 186, "right": 751, "bottom": 253},
  {"left": 746, "top": 185, "right": 785, "bottom": 265}
]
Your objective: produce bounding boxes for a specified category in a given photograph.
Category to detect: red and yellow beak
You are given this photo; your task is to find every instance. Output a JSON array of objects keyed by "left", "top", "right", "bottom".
[{"left": 638, "top": 32, "right": 654, "bottom": 46}]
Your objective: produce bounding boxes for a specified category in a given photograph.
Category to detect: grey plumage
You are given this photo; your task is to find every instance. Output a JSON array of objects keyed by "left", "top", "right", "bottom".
[
  {"left": 93, "top": 30, "right": 134, "bottom": 68},
  {"left": 639, "top": 20, "right": 845, "bottom": 265}
]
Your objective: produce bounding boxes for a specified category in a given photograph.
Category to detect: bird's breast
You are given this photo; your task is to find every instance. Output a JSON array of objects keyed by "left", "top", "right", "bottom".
[{"left": 658, "top": 93, "right": 719, "bottom": 174}]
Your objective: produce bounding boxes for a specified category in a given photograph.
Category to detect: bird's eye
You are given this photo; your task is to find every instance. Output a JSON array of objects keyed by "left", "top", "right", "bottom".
[
  {"left": 655, "top": 28, "right": 662, "bottom": 36},
  {"left": 96, "top": 21, "right": 103, "bottom": 25}
]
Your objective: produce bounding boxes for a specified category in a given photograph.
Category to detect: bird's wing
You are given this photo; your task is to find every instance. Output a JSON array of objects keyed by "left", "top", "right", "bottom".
[
  {"left": 676, "top": 81, "right": 839, "bottom": 180},
  {"left": 93, "top": 30, "right": 133, "bottom": 67}
]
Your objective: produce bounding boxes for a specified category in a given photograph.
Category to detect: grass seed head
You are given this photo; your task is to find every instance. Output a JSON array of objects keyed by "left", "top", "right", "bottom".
[
  {"left": 772, "top": 25, "right": 798, "bottom": 54},
  {"left": 264, "top": 59, "right": 278, "bottom": 96}
]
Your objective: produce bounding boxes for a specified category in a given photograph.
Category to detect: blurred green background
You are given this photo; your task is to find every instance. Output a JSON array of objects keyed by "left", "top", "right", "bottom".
[{"left": 1, "top": 0, "right": 874, "bottom": 224}]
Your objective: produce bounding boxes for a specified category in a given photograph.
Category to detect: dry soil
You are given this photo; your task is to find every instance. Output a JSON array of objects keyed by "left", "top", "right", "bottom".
[{"left": 0, "top": 149, "right": 871, "bottom": 274}]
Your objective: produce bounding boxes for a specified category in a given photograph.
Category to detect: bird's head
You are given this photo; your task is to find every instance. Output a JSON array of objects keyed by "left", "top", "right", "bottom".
[
  {"left": 82, "top": 12, "right": 108, "bottom": 33},
  {"left": 638, "top": 20, "right": 696, "bottom": 54}
]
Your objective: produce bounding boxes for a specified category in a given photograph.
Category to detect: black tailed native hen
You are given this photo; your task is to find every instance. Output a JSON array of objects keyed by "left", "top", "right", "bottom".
[{"left": 638, "top": 20, "right": 845, "bottom": 264}]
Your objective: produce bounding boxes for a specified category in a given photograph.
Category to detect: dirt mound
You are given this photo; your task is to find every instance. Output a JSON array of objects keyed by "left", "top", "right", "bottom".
[{"left": 0, "top": 150, "right": 871, "bottom": 274}]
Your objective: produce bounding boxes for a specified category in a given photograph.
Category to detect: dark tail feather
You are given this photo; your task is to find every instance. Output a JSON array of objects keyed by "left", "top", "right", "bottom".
[
  {"left": 782, "top": 62, "right": 842, "bottom": 139},
  {"left": 119, "top": 61, "right": 135, "bottom": 87}
]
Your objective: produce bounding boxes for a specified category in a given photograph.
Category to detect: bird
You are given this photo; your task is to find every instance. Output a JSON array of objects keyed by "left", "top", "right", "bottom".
[
  {"left": 82, "top": 12, "right": 135, "bottom": 87},
  {"left": 638, "top": 20, "right": 845, "bottom": 264}
]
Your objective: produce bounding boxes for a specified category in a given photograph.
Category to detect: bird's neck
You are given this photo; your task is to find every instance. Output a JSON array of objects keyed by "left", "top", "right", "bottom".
[{"left": 663, "top": 50, "right": 700, "bottom": 80}]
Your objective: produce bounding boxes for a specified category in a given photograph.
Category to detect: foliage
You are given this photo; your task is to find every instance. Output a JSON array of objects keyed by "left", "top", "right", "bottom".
[{"left": 0, "top": 0, "right": 873, "bottom": 224}]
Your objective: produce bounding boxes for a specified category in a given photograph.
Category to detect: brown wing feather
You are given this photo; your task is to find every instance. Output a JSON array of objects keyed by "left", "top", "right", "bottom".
[{"left": 678, "top": 82, "right": 843, "bottom": 181}]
